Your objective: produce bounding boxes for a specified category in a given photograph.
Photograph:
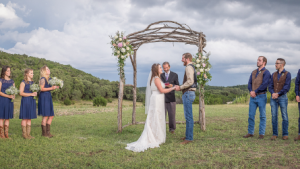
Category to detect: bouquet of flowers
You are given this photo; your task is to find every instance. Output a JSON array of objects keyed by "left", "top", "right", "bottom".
[
  {"left": 30, "top": 84, "right": 41, "bottom": 99},
  {"left": 193, "top": 52, "right": 212, "bottom": 87},
  {"left": 5, "top": 86, "right": 19, "bottom": 102},
  {"left": 48, "top": 77, "right": 64, "bottom": 90}
]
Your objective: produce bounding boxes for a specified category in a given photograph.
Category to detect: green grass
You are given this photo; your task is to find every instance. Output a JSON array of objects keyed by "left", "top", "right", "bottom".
[{"left": 1, "top": 98, "right": 300, "bottom": 168}]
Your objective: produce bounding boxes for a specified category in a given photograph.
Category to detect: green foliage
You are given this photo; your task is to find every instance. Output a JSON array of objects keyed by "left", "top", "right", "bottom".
[
  {"left": 93, "top": 96, "right": 107, "bottom": 107},
  {"left": 0, "top": 50, "right": 121, "bottom": 102},
  {"left": 107, "top": 98, "right": 113, "bottom": 103},
  {"left": 64, "top": 99, "right": 72, "bottom": 106}
]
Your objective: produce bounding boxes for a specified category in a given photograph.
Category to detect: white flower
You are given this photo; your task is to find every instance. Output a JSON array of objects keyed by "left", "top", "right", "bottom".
[
  {"left": 121, "top": 55, "right": 125, "bottom": 59},
  {"left": 114, "top": 35, "right": 118, "bottom": 39},
  {"left": 119, "top": 38, "right": 122, "bottom": 41},
  {"left": 126, "top": 47, "right": 130, "bottom": 50},
  {"left": 121, "top": 48, "right": 126, "bottom": 53},
  {"left": 123, "top": 43, "right": 126, "bottom": 47},
  {"left": 127, "top": 53, "right": 130, "bottom": 56},
  {"left": 117, "top": 51, "right": 120, "bottom": 54},
  {"left": 196, "top": 64, "right": 200, "bottom": 68},
  {"left": 196, "top": 59, "right": 200, "bottom": 63},
  {"left": 200, "top": 69, "right": 204, "bottom": 72},
  {"left": 202, "top": 56, "right": 207, "bottom": 59}
]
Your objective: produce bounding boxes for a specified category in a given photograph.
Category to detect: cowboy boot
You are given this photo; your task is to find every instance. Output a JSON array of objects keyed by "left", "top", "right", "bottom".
[
  {"left": 41, "top": 125, "right": 48, "bottom": 137},
  {"left": 26, "top": 125, "right": 34, "bottom": 139},
  {"left": 46, "top": 124, "right": 53, "bottom": 138},
  {"left": 0, "top": 126, "right": 5, "bottom": 139},
  {"left": 4, "top": 125, "right": 11, "bottom": 139},
  {"left": 22, "top": 125, "right": 28, "bottom": 139}
]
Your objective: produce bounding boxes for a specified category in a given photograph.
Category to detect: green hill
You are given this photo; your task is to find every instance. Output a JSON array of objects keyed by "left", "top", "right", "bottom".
[{"left": 0, "top": 51, "right": 144, "bottom": 101}]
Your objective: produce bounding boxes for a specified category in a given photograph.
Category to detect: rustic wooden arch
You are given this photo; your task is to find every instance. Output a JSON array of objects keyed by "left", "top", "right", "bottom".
[{"left": 117, "top": 21, "right": 207, "bottom": 132}]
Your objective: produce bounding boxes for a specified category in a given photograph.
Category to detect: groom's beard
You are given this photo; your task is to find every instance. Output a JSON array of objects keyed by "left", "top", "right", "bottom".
[{"left": 183, "top": 61, "right": 187, "bottom": 66}]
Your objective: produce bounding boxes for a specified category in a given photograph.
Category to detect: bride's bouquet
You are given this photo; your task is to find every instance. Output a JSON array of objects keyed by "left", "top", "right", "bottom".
[
  {"left": 30, "top": 84, "right": 41, "bottom": 99},
  {"left": 48, "top": 77, "right": 63, "bottom": 91},
  {"left": 5, "top": 86, "right": 19, "bottom": 102}
]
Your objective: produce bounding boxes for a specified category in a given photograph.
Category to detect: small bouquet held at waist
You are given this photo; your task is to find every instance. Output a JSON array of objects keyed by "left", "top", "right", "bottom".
[
  {"left": 5, "top": 86, "right": 19, "bottom": 102},
  {"left": 30, "top": 84, "right": 41, "bottom": 99},
  {"left": 48, "top": 77, "right": 64, "bottom": 91}
]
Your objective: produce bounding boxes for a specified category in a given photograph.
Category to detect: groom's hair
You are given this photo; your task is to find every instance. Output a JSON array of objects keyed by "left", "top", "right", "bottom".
[{"left": 183, "top": 53, "right": 193, "bottom": 62}]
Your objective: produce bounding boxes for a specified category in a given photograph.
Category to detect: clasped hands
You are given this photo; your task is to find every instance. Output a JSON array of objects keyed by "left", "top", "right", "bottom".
[
  {"left": 272, "top": 93, "right": 279, "bottom": 99},
  {"left": 166, "top": 84, "right": 181, "bottom": 91},
  {"left": 296, "top": 96, "right": 300, "bottom": 102}
]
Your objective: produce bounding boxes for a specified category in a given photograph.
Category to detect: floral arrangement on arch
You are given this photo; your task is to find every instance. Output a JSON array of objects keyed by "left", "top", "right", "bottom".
[
  {"left": 193, "top": 52, "right": 212, "bottom": 86},
  {"left": 110, "top": 31, "right": 133, "bottom": 78}
]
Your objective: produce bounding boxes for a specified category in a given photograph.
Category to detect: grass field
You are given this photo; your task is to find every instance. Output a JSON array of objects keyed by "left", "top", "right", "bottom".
[{"left": 1, "top": 97, "right": 300, "bottom": 168}]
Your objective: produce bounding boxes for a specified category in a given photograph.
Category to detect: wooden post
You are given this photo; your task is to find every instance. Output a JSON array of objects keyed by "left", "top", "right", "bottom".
[
  {"left": 199, "top": 85, "right": 206, "bottom": 131},
  {"left": 132, "top": 50, "right": 137, "bottom": 124},
  {"left": 117, "top": 74, "right": 124, "bottom": 133},
  {"left": 198, "top": 33, "right": 206, "bottom": 131}
]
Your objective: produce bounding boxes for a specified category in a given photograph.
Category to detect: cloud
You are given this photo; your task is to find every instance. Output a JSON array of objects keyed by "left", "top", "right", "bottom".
[
  {"left": 0, "top": 2, "right": 29, "bottom": 29},
  {"left": 0, "top": 0, "right": 300, "bottom": 87}
]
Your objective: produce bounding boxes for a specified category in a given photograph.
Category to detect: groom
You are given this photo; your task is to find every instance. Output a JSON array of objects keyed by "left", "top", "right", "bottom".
[
  {"left": 175, "top": 53, "right": 197, "bottom": 145},
  {"left": 161, "top": 62, "right": 179, "bottom": 134}
]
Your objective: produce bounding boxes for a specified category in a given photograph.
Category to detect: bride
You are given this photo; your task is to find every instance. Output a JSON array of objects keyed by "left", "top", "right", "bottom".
[{"left": 125, "top": 63, "right": 177, "bottom": 152}]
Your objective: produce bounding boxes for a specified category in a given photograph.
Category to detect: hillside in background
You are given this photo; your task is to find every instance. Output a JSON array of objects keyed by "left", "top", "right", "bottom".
[{"left": 0, "top": 51, "right": 144, "bottom": 102}]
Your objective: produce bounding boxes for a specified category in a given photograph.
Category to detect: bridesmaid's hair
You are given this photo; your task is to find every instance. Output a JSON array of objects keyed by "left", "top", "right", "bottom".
[
  {"left": 1, "top": 66, "right": 11, "bottom": 79},
  {"left": 150, "top": 63, "right": 160, "bottom": 86},
  {"left": 40, "top": 65, "right": 49, "bottom": 82},
  {"left": 24, "top": 68, "right": 33, "bottom": 84}
]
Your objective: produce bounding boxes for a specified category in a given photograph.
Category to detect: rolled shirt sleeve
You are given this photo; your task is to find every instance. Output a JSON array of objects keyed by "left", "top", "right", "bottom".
[{"left": 180, "top": 64, "right": 194, "bottom": 90}]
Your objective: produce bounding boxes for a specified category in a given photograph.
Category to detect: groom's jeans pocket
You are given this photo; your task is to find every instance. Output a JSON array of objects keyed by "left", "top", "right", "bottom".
[{"left": 187, "top": 91, "right": 196, "bottom": 103}]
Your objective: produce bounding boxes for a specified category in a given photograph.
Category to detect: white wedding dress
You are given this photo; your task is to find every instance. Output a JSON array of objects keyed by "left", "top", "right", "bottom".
[{"left": 125, "top": 76, "right": 166, "bottom": 152}]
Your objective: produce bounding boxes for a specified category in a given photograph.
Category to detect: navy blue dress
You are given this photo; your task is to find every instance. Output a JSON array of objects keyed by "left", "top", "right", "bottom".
[
  {"left": 38, "top": 77, "right": 54, "bottom": 116},
  {"left": 19, "top": 80, "right": 37, "bottom": 119},
  {"left": 0, "top": 78, "right": 14, "bottom": 119}
]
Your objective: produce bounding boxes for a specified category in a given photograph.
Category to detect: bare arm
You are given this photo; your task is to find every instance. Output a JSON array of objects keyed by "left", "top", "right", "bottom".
[
  {"left": 40, "top": 79, "right": 58, "bottom": 92},
  {"left": 0, "top": 81, "right": 14, "bottom": 99},
  {"left": 19, "top": 82, "right": 36, "bottom": 97},
  {"left": 154, "top": 78, "right": 175, "bottom": 94}
]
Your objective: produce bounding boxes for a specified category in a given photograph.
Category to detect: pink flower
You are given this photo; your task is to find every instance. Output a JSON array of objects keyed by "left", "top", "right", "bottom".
[
  {"left": 118, "top": 43, "right": 123, "bottom": 48},
  {"left": 123, "top": 36, "right": 127, "bottom": 39},
  {"left": 202, "top": 63, "right": 206, "bottom": 67},
  {"left": 204, "top": 74, "right": 207, "bottom": 79},
  {"left": 197, "top": 72, "right": 200, "bottom": 75}
]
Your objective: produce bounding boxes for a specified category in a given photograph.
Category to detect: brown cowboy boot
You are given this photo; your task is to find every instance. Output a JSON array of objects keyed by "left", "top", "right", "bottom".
[
  {"left": 22, "top": 125, "right": 28, "bottom": 139},
  {"left": 180, "top": 140, "right": 192, "bottom": 145},
  {"left": 282, "top": 136, "right": 288, "bottom": 140},
  {"left": 0, "top": 126, "right": 5, "bottom": 139},
  {"left": 243, "top": 133, "right": 254, "bottom": 138},
  {"left": 294, "top": 135, "right": 300, "bottom": 141},
  {"left": 271, "top": 135, "right": 277, "bottom": 140},
  {"left": 46, "top": 124, "right": 53, "bottom": 138},
  {"left": 26, "top": 125, "right": 34, "bottom": 139},
  {"left": 41, "top": 125, "right": 48, "bottom": 137},
  {"left": 4, "top": 125, "right": 11, "bottom": 139}
]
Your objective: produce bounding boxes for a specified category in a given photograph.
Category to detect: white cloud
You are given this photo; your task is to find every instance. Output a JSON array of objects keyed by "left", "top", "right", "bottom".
[{"left": 0, "top": 2, "right": 29, "bottom": 29}]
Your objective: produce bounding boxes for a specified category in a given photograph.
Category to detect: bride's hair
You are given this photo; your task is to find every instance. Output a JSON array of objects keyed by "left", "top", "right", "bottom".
[{"left": 150, "top": 63, "right": 160, "bottom": 86}]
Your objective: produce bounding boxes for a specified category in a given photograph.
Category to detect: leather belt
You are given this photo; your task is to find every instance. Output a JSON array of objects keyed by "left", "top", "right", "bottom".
[{"left": 257, "top": 92, "right": 266, "bottom": 96}]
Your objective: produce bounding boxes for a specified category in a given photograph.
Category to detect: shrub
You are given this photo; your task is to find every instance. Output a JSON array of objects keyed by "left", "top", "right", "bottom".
[
  {"left": 64, "top": 99, "right": 72, "bottom": 106},
  {"left": 93, "top": 96, "right": 107, "bottom": 107},
  {"left": 107, "top": 98, "right": 113, "bottom": 103}
]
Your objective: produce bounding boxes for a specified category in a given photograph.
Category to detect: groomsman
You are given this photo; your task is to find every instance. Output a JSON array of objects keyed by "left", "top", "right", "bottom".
[
  {"left": 269, "top": 58, "right": 291, "bottom": 140},
  {"left": 294, "top": 69, "right": 300, "bottom": 141},
  {"left": 243, "top": 56, "right": 271, "bottom": 139},
  {"left": 161, "top": 62, "right": 179, "bottom": 134}
]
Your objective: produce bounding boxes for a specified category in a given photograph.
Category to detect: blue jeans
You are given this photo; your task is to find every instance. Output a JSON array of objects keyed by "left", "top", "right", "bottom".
[
  {"left": 248, "top": 93, "right": 267, "bottom": 135},
  {"left": 182, "top": 91, "right": 195, "bottom": 141},
  {"left": 298, "top": 102, "right": 300, "bottom": 135},
  {"left": 270, "top": 94, "right": 289, "bottom": 136}
]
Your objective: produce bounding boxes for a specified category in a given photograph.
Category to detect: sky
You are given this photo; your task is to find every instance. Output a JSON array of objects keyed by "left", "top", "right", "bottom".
[{"left": 0, "top": 0, "right": 300, "bottom": 87}]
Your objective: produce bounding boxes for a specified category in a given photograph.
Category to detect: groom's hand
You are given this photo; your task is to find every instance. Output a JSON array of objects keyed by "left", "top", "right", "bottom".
[
  {"left": 175, "top": 86, "right": 181, "bottom": 91},
  {"left": 166, "top": 84, "right": 173, "bottom": 88}
]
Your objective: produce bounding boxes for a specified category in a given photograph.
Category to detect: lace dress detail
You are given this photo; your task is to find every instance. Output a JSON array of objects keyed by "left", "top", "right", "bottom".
[
  {"left": 126, "top": 76, "right": 166, "bottom": 152},
  {"left": 0, "top": 78, "right": 15, "bottom": 119}
]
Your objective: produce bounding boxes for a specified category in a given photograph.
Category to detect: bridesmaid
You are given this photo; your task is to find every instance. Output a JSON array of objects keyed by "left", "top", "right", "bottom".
[
  {"left": 38, "top": 65, "right": 59, "bottom": 138},
  {"left": 0, "top": 66, "right": 15, "bottom": 139},
  {"left": 19, "top": 69, "right": 37, "bottom": 139}
]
